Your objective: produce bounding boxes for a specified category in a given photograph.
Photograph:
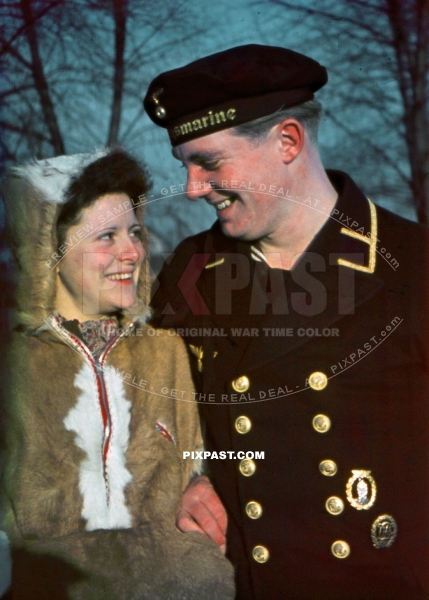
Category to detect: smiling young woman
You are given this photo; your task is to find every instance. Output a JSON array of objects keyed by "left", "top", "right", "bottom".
[
  {"left": 0, "top": 149, "right": 234, "bottom": 599},
  {"left": 55, "top": 192, "right": 145, "bottom": 321}
]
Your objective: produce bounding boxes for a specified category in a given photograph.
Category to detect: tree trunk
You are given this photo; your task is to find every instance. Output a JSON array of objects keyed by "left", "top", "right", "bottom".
[
  {"left": 107, "top": 0, "right": 127, "bottom": 146},
  {"left": 20, "top": 0, "right": 65, "bottom": 155},
  {"left": 385, "top": 0, "right": 429, "bottom": 224}
]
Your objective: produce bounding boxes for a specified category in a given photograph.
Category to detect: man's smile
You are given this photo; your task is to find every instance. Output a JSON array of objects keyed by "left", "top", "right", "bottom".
[{"left": 205, "top": 191, "right": 240, "bottom": 212}]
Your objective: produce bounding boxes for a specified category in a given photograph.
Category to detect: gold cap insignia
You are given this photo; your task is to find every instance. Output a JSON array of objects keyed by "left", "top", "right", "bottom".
[
  {"left": 346, "top": 469, "right": 376, "bottom": 510},
  {"left": 371, "top": 514, "right": 397, "bottom": 548},
  {"left": 151, "top": 88, "right": 166, "bottom": 119}
]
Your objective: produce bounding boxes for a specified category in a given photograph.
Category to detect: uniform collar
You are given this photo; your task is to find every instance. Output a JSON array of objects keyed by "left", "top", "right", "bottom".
[
  {"left": 199, "top": 171, "right": 383, "bottom": 367},
  {"left": 205, "top": 170, "right": 378, "bottom": 275},
  {"left": 303, "top": 170, "right": 378, "bottom": 274}
]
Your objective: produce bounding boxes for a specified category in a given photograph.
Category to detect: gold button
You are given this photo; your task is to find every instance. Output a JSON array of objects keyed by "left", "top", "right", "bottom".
[
  {"left": 245, "top": 501, "right": 263, "bottom": 519},
  {"left": 232, "top": 376, "right": 250, "bottom": 393},
  {"left": 308, "top": 371, "right": 328, "bottom": 391},
  {"left": 319, "top": 459, "right": 338, "bottom": 476},
  {"left": 325, "top": 496, "right": 344, "bottom": 515},
  {"left": 331, "top": 540, "right": 350, "bottom": 559},
  {"left": 235, "top": 416, "right": 252, "bottom": 434},
  {"left": 312, "top": 414, "right": 331, "bottom": 433},
  {"left": 252, "top": 545, "right": 269, "bottom": 563},
  {"left": 239, "top": 458, "right": 256, "bottom": 477},
  {"left": 155, "top": 106, "right": 166, "bottom": 119}
]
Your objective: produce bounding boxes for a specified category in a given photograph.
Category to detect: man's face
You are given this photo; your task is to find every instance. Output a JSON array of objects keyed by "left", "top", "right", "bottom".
[{"left": 174, "top": 128, "right": 291, "bottom": 243}]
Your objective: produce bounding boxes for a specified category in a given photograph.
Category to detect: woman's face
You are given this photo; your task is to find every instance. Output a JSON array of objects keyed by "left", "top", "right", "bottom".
[{"left": 55, "top": 193, "right": 145, "bottom": 320}]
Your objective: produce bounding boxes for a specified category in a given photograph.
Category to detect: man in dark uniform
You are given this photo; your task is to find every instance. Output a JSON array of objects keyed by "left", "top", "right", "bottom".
[{"left": 144, "top": 45, "right": 429, "bottom": 599}]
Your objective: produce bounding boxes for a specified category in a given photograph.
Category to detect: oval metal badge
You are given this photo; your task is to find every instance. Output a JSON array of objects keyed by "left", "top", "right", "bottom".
[
  {"left": 371, "top": 515, "right": 397, "bottom": 548},
  {"left": 346, "top": 469, "right": 376, "bottom": 510}
]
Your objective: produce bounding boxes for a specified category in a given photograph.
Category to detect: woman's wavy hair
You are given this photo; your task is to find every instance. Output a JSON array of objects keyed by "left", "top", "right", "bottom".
[{"left": 56, "top": 149, "right": 151, "bottom": 250}]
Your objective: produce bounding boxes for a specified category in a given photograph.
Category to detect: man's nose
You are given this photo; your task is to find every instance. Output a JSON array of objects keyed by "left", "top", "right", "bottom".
[{"left": 185, "top": 166, "right": 213, "bottom": 201}]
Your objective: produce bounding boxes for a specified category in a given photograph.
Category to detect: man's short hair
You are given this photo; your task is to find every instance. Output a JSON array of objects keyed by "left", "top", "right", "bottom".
[{"left": 232, "top": 99, "right": 322, "bottom": 146}]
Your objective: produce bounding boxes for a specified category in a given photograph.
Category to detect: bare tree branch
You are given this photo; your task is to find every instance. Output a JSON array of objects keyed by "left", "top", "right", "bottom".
[
  {"left": 0, "top": 83, "right": 34, "bottom": 99},
  {"left": 107, "top": 0, "right": 127, "bottom": 146},
  {"left": 19, "top": 0, "right": 65, "bottom": 154},
  {"left": 324, "top": 108, "right": 410, "bottom": 187},
  {"left": 265, "top": 0, "right": 429, "bottom": 222},
  {"left": 0, "top": 36, "right": 32, "bottom": 68},
  {"left": 267, "top": 0, "right": 392, "bottom": 44},
  {"left": 384, "top": 0, "right": 429, "bottom": 223},
  {"left": 0, "top": 0, "right": 61, "bottom": 57}
]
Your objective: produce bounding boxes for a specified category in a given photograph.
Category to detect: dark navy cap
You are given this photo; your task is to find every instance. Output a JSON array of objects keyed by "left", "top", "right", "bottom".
[{"left": 143, "top": 44, "right": 327, "bottom": 146}]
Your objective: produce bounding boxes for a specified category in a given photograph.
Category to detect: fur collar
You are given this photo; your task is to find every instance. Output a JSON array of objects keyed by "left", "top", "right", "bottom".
[{"left": 2, "top": 151, "right": 151, "bottom": 332}]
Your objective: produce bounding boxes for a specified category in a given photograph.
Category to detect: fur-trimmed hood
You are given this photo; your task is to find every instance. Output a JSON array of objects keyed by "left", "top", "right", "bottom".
[{"left": 1, "top": 150, "right": 151, "bottom": 332}]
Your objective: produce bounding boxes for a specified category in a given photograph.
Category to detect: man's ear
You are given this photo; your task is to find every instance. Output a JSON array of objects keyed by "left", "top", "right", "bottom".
[{"left": 278, "top": 119, "right": 305, "bottom": 164}]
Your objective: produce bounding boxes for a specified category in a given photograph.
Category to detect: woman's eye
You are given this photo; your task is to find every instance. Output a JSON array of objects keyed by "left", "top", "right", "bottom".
[
  {"left": 99, "top": 231, "right": 114, "bottom": 240},
  {"left": 130, "top": 228, "right": 142, "bottom": 239}
]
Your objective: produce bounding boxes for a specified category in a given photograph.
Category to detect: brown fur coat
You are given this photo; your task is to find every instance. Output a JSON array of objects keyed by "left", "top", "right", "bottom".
[{"left": 0, "top": 153, "right": 234, "bottom": 599}]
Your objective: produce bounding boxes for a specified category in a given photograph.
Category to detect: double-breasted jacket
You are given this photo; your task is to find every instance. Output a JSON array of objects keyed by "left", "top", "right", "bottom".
[{"left": 151, "top": 171, "right": 429, "bottom": 599}]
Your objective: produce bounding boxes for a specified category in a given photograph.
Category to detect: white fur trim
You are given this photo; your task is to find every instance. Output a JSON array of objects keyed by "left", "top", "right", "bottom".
[
  {"left": 11, "top": 150, "right": 108, "bottom": 204},
  {"left": 64, "top": 362, "right": 132, "bottom": 530},
  {"left": 192, "top": 447, "right": 204, "bottom": 477},
  {"left": 103, "top": 366, "right": 133, "bottom": 527}
]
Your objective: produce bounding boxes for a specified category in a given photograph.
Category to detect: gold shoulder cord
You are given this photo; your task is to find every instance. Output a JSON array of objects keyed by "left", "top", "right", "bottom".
[{"left": 337, "top": 199, "right": 377, "bottom": 274}]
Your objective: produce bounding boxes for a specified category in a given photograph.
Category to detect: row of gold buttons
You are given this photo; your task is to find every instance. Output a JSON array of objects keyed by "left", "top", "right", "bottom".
[
  {"left": 238, "top": 412, "right": 332, "bottom": 435},
  {"left": 239, "top": 456, "right": 267, "bottom": 562},
  {"left": 233, "top": 372, "right": 331, "bottom": 565},
  {"left": 310, "top": 374, "right": 350, "bottom": 558},
  {"left": 233, "top": 371, "right": 328, "bottom": 394},
  {"left": 319, "top": 461, "right": 350, "bottom": 555},
  {"left": 231, "top": 378, "right": 268, "bottom": 563}
]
